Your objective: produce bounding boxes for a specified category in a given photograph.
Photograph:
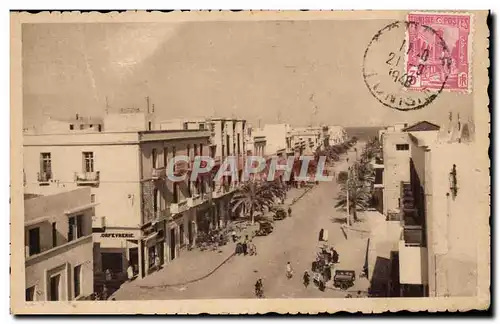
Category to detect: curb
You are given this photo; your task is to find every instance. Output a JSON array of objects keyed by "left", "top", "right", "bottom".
[{"left": 133, "top": 185, "right": 316, "bottom": 290}]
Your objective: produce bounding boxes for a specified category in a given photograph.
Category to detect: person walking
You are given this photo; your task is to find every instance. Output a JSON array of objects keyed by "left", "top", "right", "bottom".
[
  {"left": 255, "top": 279, "right": 264, "bottom": 298},
  {"left": 287, "top": 207, "right": 292, "bottom": 218},
  {"left": 303, "top": 271, "right": 310, "bottom": 288},
  {"left": 318, "top": 228, "right": 324, "bottom": 242},
  {"left": 127, "top": 262, "right": 134, "bottom": 282},
  {"left": 286, "top": 261, "right": 294, "bottom": 279},
  {"left": 155, "top": 254, "right": 161, "bottom": 272}
]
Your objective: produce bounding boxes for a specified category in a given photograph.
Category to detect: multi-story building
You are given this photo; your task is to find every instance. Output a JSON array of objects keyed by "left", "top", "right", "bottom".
[
  {"left": 24, "top": 112, "right": 212, "bottom": 281},
  {"left": 258, "top": 124, "right": 293, "bottom": 157},
  {"left": 325, "top": 125, "right": 348, "bottom": 146},
  {"left": 395, "top": 118, "right": 477, "bottom": 297},
  {"left": 24, "top": 188, "right": 95, "bottom": 301},
  {"left": 289, "top": 126, "right": 323, "bottom": 156},
  {"left": 381, "top": 121, "right": 441, "bottom": 216}
]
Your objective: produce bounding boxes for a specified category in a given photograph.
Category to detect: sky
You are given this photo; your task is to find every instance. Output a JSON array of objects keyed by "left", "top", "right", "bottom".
[{"left": 22, "top": 20, "right": 474, "bottom": 128}]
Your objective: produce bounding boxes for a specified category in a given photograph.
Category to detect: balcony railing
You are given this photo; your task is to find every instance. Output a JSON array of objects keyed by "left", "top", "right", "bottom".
[
  {"left": 187, "top": 195, "right": 202, "bottom": 207},
  {"left": 37, "top": 171, "right": 52, "bottom": 184},
  {"left": 170, "top": 200, "right": 188, "bottom": 214},
  {"left": 403, "top": 225, "right": 425, "bottom": 247},
  {"left": 152, "top": 167, "right": 166, "bottom": 179},
  {"left": 75, "top": 171, "right": 100, "bottom": 185}
]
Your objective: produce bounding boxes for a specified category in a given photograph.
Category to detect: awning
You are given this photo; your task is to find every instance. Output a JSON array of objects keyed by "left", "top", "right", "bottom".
[
  {"left": 25, "top": 215, "right": 52, "bottom": 227},
  {"left": 399, "top": 241, "right": 428, "bottom": 285},
  {"left": 64, "top": 202, "right": 99, "bottom": 215}
]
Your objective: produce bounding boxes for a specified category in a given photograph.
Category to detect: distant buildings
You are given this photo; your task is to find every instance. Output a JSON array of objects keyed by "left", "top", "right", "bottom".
[{"left": 25, "top": 188, "right": 95, "bottom": 301}]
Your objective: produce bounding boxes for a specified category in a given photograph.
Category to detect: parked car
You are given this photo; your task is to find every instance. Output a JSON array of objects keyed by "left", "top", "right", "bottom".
[
  {"left": 333, "top": 270, "right": 356, "bottom": 290},
  {"left": 273, "top": 208, "right": 287, "bottom": 220},
  {"left": 255, "top": 221, "right": 274, "bottom": 236}
]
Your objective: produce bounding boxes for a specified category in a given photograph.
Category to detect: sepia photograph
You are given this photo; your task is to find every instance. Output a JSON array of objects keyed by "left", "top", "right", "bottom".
[{"left": 10, "top": 10, "right": 490, "bottom": 314}]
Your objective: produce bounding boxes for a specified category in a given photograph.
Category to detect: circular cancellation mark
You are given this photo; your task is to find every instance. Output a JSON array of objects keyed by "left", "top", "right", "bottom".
[{"left": 362, "top": 21, "right": 453, "bottom": 111}]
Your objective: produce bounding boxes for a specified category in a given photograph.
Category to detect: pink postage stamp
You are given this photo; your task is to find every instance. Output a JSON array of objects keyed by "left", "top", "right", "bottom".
[{"left": 406, "top": 12, "right": 472, "bottom": 92}]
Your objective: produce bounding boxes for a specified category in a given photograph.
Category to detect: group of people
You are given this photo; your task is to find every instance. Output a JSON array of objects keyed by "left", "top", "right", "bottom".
[{"left": 235, "top": 235, "right": 257, "bottom": 256}]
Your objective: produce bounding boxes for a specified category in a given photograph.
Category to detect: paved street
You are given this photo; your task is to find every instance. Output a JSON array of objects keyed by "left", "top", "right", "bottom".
[{"left": 113, "top": 143, "right": 369, "bottom": 300}]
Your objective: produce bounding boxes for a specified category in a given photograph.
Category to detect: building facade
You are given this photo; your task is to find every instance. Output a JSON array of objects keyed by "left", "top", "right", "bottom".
[
  {"left": 24, "top": 119, "right": 217, "bottom": 281},
  {"left": 24, "top": 188, "right": 95, "bottom": 301}
]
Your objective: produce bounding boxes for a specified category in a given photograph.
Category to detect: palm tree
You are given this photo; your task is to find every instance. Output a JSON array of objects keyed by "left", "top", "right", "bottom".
[
  {"left": 230, "top": 181, "right": 275, "bottom": 224},
  {"left": 354, "top": 160, "right": 375, "bottom": 186},
  {"left": 334, "top": 176, "right": 371, "bottom": 222}
]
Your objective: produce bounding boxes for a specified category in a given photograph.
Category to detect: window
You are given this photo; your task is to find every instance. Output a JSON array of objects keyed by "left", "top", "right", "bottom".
[
  {"left": 148, "top": 121, "right": 152, "bottom": 131},
  {"left": 69, "top": 124, "right": 74, "bottom": 130},
  {"left": 172, "top": 146, "right": 176, "bottom": 158},
  {"left": 26, "top": 286, "right": 35, "bottom": 301},
  {"left": 28, "top": 227, "right": 40, "bottom": 256},
  {"left": 73, "top": 265, "right": 82, "bottom": 298},
  {"left": 52, "top": 222, "right": 57, "bottom": 248},
  {"left": 163, "top": 148, "right": 168, "bottom": 167},
  {"left": 199, "top": 124, "right": 205, "bottom": 130},
  {"left": 83, "top": 152, "right": 94, "bottom": 172},
  {"left": 90, "top": 194, "right": 95, "bottom": 203},
  {"left": 153, "top": 188, "right": 159, "bottom": 213},
  {"left": 226, "top": 135, "right": 230, "bottom": 156},
  {"left": 237, "top": 134, "right": 241, "bottom": 155},
  {"left": 210, "top": 146, "right": 216, "bottom": 158},
  {"left": 187, "top": 145, "right": 191, "bottom": 159},
  {"left": 194, "top": 144, "right": 198, "bottom": 156},
  {"left": 183, "top": 122, "right": 188, "bottom": 130},
  {"left": 179, "top": 224, "right": 184, "bottom": 246},
  {"left": 396, "top": 144, "right": 409, "bottom": 151},
  {"left": 40, "top": 153, "right": 52, "bottom": 179},
  {"left": 79, "top": 124, "right": 84, "bottom": 130},
  {"left": 200, "top": 143, "right": 204, "bottom": 157},
  {"left": 49, "top": 274, "right": 60, "bottom": 301},
  {"left": 152, "top": 149, "right": 157, "bottom": 169},
  {"left": 68, "top": 215, "right": 84, "bottom": 242}
]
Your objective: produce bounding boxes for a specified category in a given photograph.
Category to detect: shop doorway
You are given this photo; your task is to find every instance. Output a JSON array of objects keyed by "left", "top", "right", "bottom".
[
  {"left": 170, "top": 228, "right": 176, "bottom": 260},
  {"left": 128, "top": 247, "right": 139, "bottom": 276},
  {"left": 157, "top": 242, "right": 164, "bottom": 265},
  {"left": 101, "top": 252, "right": 123, "bottom": 275}
]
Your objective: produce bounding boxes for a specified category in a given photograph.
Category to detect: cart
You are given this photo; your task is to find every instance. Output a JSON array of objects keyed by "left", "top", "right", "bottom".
[{"left": 333, "top": 270, "right": 356, "bottom": 290}]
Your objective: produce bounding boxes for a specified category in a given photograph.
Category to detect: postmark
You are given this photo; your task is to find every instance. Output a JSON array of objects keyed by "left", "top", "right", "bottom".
[
  {"left": 363, "top": 21, "right": 453, "bottom": 111},
  {"left": 407, "top": 12, "right": 472, "bottom": 93}
]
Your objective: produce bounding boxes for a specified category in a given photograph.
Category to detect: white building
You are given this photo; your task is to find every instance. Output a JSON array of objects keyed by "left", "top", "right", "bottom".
[
  {"left": 25, "top": 188, "right": 95, "bottom": 301},
  {"left": 24, "top": 113, "right": 216, "bottom": 281}
]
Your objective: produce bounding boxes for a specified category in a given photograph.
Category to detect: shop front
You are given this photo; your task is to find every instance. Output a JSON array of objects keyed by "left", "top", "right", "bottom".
[
  {"left": 142, "top": 220, "right": 166, "bottom": 275},
  {"left": 93, "top": 228, "right": 141, "bottom": 289}
]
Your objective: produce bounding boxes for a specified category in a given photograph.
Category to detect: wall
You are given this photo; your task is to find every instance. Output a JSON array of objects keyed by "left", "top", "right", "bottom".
[
  {"left": 425, "top": 142, "right": 479, "bottom": 297},
  {"left": 104, "top": 113, "right": 155, "bottom": 132},
  {"left": 382, "top": 132, "right": 411, "bottom": 215},
  {"left": 24, "top": 142, "right": 142, "bottom": 229},
  {"left": 261, "top": 124, "right": 289, "bottom": 156},
  {"left": 25, "top": 235, "right": 94, "bottom": 301}
]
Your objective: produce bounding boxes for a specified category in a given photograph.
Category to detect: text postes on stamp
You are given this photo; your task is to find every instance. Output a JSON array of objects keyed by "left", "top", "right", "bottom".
[
  {"left": 407, "top": 13, "right": 472, "bottom": 93},
  {"left": 363, "top": 21, "right": 452, "bottom": 111}
]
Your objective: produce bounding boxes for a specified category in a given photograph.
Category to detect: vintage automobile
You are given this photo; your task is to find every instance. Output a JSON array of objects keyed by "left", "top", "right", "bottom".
[
  {"left": 255, "top": 221, "right": 274, "bottom": 236},
  {"left": 333, "top": 270, "right": 356, "bottom": 290},
  {"left": 273, "top": 208, "right": 287, "bottom": 220}
]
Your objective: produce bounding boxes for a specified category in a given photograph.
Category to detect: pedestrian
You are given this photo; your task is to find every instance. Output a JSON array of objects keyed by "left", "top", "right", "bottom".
[
  {"left": 127, "top": 262, "right": 134, "bottom": 282},
  {"left": 318, "top": 228, "right": 324, "bottom": 242},
  {"left": 105, "top": 268, "right": 112, "bottom": 281},
  {"left": 243, "top": 235, "right": 249, "bottom": 255},
  {"left": 102, "top": 284, "right": 109, "bottom": 300},
  {"left": 231, "top": 230, "right": 238, "bottom": 243},
  {"left": 287, "top": 207, "right": 292, "bottom": 217},
  {"left": 356, "top": 291, "right": 363, "bottom": 298},
  {"left": 255, "top": 279, "right": 264, "bottom": 298},
  {"left": 155, "top": 254, "right": 161, "bottom": 272},
  {"left": 303, "top": 271, "right": 310, "bottom": 288},
  {"left": 323, "top": 229, "right": 329, "bottom": 243},
  {"left": 286, "top": 261, "right": 294, "bottom": 279}
]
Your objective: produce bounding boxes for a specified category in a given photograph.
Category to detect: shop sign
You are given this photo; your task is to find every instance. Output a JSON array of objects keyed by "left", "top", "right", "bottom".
[{"left": 99, "top": 232, "right": 136, "bottom": 239}]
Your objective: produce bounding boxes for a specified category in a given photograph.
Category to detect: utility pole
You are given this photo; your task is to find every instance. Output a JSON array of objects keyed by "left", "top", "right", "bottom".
[{"left": 146, "top": 96, "right": 150, "bottom": 114}]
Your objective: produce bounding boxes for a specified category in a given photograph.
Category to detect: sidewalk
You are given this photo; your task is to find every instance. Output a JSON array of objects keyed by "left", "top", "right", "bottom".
[{"left": 111, "top": 185, "right": 313, "bottom": 299}]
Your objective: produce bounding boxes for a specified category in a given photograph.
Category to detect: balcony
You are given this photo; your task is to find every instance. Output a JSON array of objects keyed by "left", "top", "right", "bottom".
[
  {"left": 151, "top": 167, "right": 166, "bottom": 179},
  {"left": 75, "top": 171, "right": 100, "bottom": 186},
  {"left": 154, "top": 209, "right": 170, "bottom": 222},
  {"left": 187, "top": 195, "right": 202, "bottom": 207},
  {"left": 169, "top": 200, "right": 188, "bottom": 215},
  {"left": 403, "top": 225, "right": 425, "bottom": 247},
  {"left": 37, "top": 171, "right": 52, "bottom": 185}
]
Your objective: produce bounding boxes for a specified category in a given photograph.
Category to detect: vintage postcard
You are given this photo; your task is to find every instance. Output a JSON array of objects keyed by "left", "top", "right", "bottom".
[{"left": 10, "top": 10, "right": 490, "bottom": 314}]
